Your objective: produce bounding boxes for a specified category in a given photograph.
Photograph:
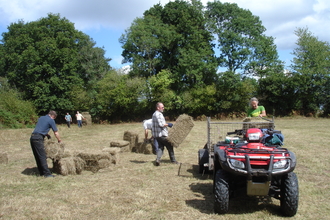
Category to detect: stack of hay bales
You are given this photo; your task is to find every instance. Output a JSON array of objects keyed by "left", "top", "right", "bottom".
[
  {"left": 134, "top": 140, "right": 153, "bottom": 154},
  {"left": 123, "top": 131, "right": 138, "bottom": 152},
  {"left": 168, "top": 114, "right": 194, "bottom": 148},
  {"left": 44, "top": 140, "right": 65, "bottom": 161},
  {"left": 45, "top": 139, "right": 118, "bottom": 176},
  {"left": 81, "top": 112, "right": 92, "bottom": 125},
  {"left": 53, "top": 157, "right": 86, "bottom": 176},
  {"left": 76, "top": 150, "right": 118, "bottom": 173},
  {"left": 110, "top": 131, "right": 154, "bottom": 155},
  {"left": 0, "top": 152, "right": 8, "bottom": 164}
]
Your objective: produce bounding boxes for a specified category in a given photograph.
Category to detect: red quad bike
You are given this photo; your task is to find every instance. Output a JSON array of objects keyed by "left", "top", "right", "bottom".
[{"left": 198, "top": 117, "right": 299, "bottom": 216}]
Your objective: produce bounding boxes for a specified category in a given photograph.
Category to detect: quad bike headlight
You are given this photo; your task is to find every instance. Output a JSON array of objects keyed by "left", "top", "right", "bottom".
[
  {"left": 230, "top": 159, "right": 245, "bottom": 169},
  {"left": 273, "top": 159, "right": 288, "bottom": 169},
  {"left": 247, "top": 132, "right": 262, "bottom": 141}
]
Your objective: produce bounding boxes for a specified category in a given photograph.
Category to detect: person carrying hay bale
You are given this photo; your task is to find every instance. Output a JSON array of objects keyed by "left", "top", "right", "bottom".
[
  {"left": 30, "top": 110, "right": 62, "bottom": 178},
  {"left": 152, "top": 102, "right": 178, "bottom": 166}
]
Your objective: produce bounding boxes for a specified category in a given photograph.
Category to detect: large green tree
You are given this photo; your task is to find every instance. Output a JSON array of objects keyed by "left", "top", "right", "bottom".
[
  {"left": 120, "top": 0, "right": 218, "bottom": 92},
  {"left": 206, "top": 1, "right": 281, "bottom": 76},
  {"left": 290, "top": 27, "right": 330, "bottom": 115},
  {"left": 0, "top": 13, "right": 111, "bottom": 114}
]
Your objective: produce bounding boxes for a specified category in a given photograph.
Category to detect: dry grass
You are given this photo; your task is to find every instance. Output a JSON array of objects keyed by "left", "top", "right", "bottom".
[{"left": 0, "top": 118, "right": 329, "bottom": 219}]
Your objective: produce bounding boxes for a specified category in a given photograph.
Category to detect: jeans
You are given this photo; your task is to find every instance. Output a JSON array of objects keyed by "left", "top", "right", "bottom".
[
  {"left": 77, "top": 120, "right": 82, "bottom": 127},
  {"left": 153, "top": 138, "right": 159, "bottom": 153},
  {"left": 155, "top": 136, "right": 176, "bottom": 162},
  {"left": 66, "top": 121, "right": 71, "bottom": 128},
  {"left": 30, "top": 134, "right": 52, "bottom": 176}
]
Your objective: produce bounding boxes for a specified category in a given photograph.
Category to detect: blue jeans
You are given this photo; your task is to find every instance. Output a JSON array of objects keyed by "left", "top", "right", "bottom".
[
  {"left": 77, "top": 120, "right": 82, "bottom": 127},
  {"left": 30, "top": 134, "right": 52, "bottom": 176},
  {"left": 153, "top": 138, "right": 159, "bottom": 153}
]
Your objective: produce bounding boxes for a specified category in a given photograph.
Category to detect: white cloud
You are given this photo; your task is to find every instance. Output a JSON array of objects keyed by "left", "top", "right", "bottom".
[{"left": 0, "top": 0, "right": 329, "bottom": 68}]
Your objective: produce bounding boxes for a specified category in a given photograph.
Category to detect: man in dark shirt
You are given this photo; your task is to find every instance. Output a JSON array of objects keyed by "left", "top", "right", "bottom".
[{"left": 30, "top": 110, "right": 62, "bottom": 177}]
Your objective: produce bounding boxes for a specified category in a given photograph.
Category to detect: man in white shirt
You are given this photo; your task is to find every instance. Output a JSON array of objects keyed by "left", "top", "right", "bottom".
[
  {"left": 75, "top": 111, "right": 84, "bottom": 128},
  {"left": 151, "top": 102, "right": 177, "bottom": 166},
  {"left": 143, "top": 119, "right": 158, "bottom": 154}
]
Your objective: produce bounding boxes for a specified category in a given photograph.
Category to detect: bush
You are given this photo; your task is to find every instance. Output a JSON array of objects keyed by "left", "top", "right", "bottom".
[{"left": 0, "top": 90, "right": 37, "bottom": 129}]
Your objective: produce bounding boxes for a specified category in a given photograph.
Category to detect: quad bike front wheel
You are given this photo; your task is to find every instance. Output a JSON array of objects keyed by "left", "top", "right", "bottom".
[
  {"left": 214, "top": 169, "right": 230, "bottom": 214},
  {"left": 280, "top": 172, "right": 299, "bottom": 216}
]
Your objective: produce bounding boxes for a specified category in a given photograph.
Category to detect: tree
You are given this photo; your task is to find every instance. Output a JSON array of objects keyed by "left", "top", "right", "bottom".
[
  {"left": 290, "top": 27, "right": 330, "bottom": 115},
  {"left": 120, "top": 0, "right": 218, "bottom": 92},
  {"left": 258, "top": 71, "right": 298, "bottom": 116},
  {"left": 206, "top": 1, "right": 281, "bottom": 76},
  {"left": 215, "top": 71, "right": 256, "bottom": 116},
  {"left": 93, "top": 70, "right": 146, "bottom": 122},
  {"left": 0, "top": 13, "right": 111, "bottom": 114}
]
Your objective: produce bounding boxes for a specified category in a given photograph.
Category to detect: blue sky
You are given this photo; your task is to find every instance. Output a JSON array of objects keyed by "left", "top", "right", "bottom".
[{"left": 0, "top": 0, "right": 329, "bottom": 70}]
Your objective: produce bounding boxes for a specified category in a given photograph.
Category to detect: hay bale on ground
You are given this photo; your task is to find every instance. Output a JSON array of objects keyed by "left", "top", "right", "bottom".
[
  {"left": 123, "top": 131, "right": 139, "bottom": 152},
  {"left": 0, "top": 152, "right": 8, "bottom": 164},
  {"left": 81, "top": 112, "right": 92, "bottom": 125},
  {"left": 44, "top": 140, "right": 65, "bottom": 160},
  {"left": 102, "top": 147, "right": 120, "bottom": 164},
  {"left": 53, "top": 157, "right": 85, "bottom": 176},
  {"left": 168, "top": 114, "right": 194, "bottom": 148},
  {"left": 110, "top": 140, "right": 130, "bottom": 152},
  {"left": 135, "top": 141, "right": 153, "bottom": 154},
  {"left": 77, "top": 152, "right": 117, "bottom": 173}
]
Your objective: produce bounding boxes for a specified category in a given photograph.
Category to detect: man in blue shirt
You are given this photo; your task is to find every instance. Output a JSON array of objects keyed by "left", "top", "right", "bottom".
[
  {"left": 64, "top": 112, "right": 72, "bottom": 128},
  {"left": 30, "top": 110, "right": 62, "bottom": 177}
]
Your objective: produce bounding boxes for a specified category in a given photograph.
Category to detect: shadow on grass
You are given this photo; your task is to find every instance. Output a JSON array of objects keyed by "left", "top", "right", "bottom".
[
  {"left": 181, "top": 164, "right": 283, "bottom": 216},
  {"left": 186, "top": 182, "right": 283, "bottom": 215},
  {"left": 177, "top": 164, "right": 213, "bottom": 179},
  {"left": 130, "top": 160, "right": 149, "bottom": 164},
  {"left": 21, "top": 167, "right": 40, "bottom": 176}
]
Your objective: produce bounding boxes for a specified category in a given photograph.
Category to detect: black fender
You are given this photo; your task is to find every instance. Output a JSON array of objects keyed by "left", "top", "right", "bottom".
[
  {"left": 214, "top": 147, "right": 230, "bottom": 171},
  {"left": 288, "top": 150, "right": 297, "bottom": 171}
]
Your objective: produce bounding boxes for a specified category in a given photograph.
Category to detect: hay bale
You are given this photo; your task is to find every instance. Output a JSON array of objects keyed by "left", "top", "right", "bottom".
[
  {"left": 135, "top": 141, "right": 153, "bottom": 154},
  {"left": 44, "top": 140, "right": 65, "bottom": 160},
  {"left": 123, "top": 131, "right": 139, "bottom": 151},
  {"left": 81, "top": 112, "right": 92, "bottom": 125},
  {"left": 0, "top": 152, "right": 8, "bottom": 164},
  {"left": 242, "top": 117, "right": 273, "bottom": 130},
  {"left": 77, "top": 152, "right": 117, "bottom": 173},
  {"left": 110, "top": 140, "right": 130, "bottom": 152},
  {"left": 102, "top": 148, "right": 120, "bottom": 164},
  {"left": 168, "top": 114, "right": 194, "bottom": 147},
  {"left": 53, "top": 157, "right": 85, "bottom": 176}
]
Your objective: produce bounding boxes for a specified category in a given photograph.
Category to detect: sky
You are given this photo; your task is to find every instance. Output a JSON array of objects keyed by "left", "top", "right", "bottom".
[{"left": 0, "top": 0, "right": 329, "bottom": 70}]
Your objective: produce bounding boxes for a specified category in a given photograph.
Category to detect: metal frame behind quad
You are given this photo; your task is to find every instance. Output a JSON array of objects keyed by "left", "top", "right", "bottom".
[{"left": 199, "top": 117, "right": 275, "bottom": 174}]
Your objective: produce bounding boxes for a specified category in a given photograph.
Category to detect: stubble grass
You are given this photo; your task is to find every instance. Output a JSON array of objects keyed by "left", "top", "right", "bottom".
[{"left": 0, "top": 118, "right": 329, "bottom": 219}]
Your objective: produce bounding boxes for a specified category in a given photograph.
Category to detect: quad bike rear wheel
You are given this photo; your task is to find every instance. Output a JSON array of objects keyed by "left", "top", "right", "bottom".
[
  {"left": 214, "top": 169, "right": 229, "bottom": 214},
  {"left": 198, "top": 149, "right": 208, "bottom": 174},
  {"left": 280, "top": 172, "right": 299, "bottom": 216}
]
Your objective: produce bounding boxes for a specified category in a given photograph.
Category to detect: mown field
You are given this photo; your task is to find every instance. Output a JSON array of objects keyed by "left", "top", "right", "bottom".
[{"left": 0, "top": 118, "right": 329, "bottom": 220}]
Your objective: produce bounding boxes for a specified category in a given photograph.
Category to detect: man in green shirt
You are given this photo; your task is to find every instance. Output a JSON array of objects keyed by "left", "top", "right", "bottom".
[{"left": 247, "top": 97, "right": 266, "bottom": 117}]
